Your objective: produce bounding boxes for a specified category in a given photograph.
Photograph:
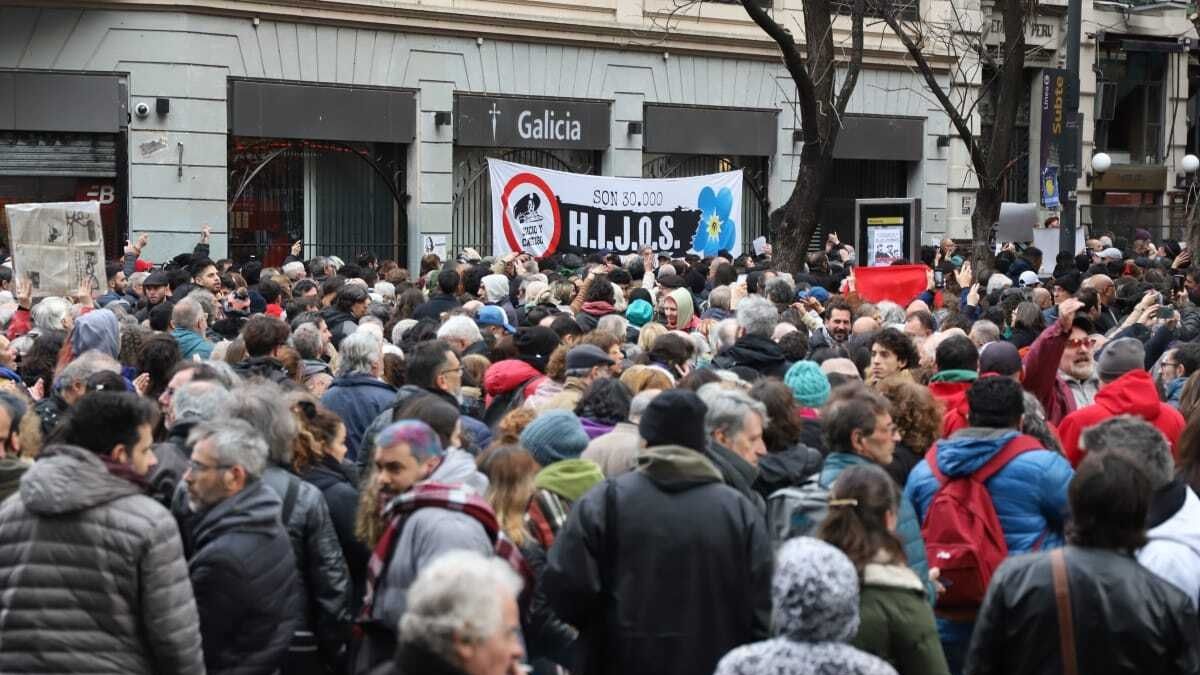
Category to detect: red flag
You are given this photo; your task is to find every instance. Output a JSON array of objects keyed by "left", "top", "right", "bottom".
[{"left": 854, "top": 264, "right": 929, "bottom": 305}]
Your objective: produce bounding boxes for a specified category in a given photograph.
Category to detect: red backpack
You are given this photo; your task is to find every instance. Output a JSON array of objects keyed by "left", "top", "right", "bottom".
[{"left": 921, "top": 434, "right": 1044, "bottom": 610}]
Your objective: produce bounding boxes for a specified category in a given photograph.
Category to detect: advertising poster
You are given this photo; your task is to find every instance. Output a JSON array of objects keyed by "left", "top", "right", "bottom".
[
  {"left": 488, "top": 159, "right": 742, "bottom": 258},
  {"left": 867, "top": 225, "right": 905, "bottom": 266},
  {"left": 4, "top": 201, "right": 106, "bottom": 298}
]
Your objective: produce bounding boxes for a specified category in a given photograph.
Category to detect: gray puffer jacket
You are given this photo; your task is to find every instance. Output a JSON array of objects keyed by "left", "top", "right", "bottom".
[{"left": 0, "top": 445, "right": 205, "bottom": 675}]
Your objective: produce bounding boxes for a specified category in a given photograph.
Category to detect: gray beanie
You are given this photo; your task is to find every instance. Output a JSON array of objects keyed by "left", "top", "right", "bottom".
[
  {"left": 1097, "top": 337, "right": 1145, "bottom": 382},
  {"left": 520, "top": 409, "right": 589, "bottom": 466}
]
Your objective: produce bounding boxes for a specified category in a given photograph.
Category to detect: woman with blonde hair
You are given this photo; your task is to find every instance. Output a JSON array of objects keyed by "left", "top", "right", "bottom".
[
  {"left": 288, "top": 392, "right": 368, "bottom": 605},
  {"left": 619, "top": 364, "right": 674, "bottom": 394},
  {"left": 637, "top": 321, "right": 668, "bottom": 354}
]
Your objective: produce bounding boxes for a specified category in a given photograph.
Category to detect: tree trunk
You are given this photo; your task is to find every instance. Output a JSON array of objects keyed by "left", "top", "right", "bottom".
[
  {"left": 972, "top": 183, "right": 1002, "bottom": 265},
  {"left": 771, "top": 157, "right": 830, "bottom": 272}
]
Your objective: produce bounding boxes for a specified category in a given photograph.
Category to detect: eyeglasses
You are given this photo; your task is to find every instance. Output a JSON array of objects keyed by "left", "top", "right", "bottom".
[
  {"left": 438, "top": 366, "right": 464, "bottom": 377},
  {"left": 1065, "top": 337, "right": 1095, "bottom": 350},
  {"left": 187, "top": 460, "right": 233, "bottom": 473},
  {"left": 1162, "top": 361, "right": 1180, "bottom": 368}
]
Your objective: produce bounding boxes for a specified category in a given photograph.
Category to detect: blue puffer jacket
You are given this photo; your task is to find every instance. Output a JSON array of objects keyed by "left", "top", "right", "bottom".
[
  {"left": 905, "top": 428, "right": 1073, "bottom": 555},
  {"left": 905, "top": 428, "right": 1073, "bottom": 655},
  {"left": 320, "top": 373, "right": 397, "bottom": 462},
  {"left": 821, "top": 452, "right": 934, "bottom": 604}
]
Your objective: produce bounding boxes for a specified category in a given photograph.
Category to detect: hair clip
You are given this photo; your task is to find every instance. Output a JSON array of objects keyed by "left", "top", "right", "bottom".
[{"left": 828, "top": 498, "right": 859, "bottom": 507}]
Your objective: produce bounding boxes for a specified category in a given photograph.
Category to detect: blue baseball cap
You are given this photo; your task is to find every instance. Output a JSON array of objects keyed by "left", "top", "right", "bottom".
[{"left": 476, "top": 305, "right": 515, "bottom": 334}]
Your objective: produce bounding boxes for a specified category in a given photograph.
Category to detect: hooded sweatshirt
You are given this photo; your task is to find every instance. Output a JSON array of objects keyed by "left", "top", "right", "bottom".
[
  {"left": 72, "top": 308, "right": 120, "bottom": 359},
  {"left": 715, "top": 537, "right": 897, "bottom": 675},
  {"left": 0, "top": 456, "right": 29, "bottom": 501},
  {"left": 667, "top": 287, "right": 699, "bottom": 331},
  {"left": 1057, "top": 369, "right": 1186, "bottom": 467},
  {"left": 1138, "top": 480, "right": 1200, "bottom": 609}
]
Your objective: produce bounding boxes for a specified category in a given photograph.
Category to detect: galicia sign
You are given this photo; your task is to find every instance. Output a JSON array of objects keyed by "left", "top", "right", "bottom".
[
  {"left": 456, "top": 94, "right": 610, "bottom": 150},
  {"left": 489, "top": 159, "right": 743, "bottom": 259}
]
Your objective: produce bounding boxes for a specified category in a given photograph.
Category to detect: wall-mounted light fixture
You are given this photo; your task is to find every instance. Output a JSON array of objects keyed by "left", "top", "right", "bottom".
[{"left": 1086, "top": 151, "right": 1112, "bottom": 187}]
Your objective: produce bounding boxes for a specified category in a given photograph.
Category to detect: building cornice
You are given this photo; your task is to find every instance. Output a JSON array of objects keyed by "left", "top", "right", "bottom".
[{"left": 4, "top": 0, "right": 956, "bottom": 71}]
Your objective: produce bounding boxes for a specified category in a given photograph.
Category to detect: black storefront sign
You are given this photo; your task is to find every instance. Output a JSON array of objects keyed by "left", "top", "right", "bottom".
[
  {"left": 229, "top": 80, "right": 416, "bottom": 144},
  {"left": 455, "top": 94, "right": 610, "bottom": 150},
  {"left": 644, "top": 104, "right": 777, "bottom": 157}
]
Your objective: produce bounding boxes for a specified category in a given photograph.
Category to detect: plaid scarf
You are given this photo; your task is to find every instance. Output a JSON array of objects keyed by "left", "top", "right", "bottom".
[
  {"left": 525, "top": 489, "right": 573, "bottom": 549},
  {"left": 359, "top": 482, "right": 531, "bottom": 625}
]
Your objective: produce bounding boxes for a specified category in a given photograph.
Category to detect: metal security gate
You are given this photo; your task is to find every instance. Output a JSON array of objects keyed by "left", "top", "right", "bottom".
[
  {"left": 643, "top": 154, "right": 770, "bottom": 254},
  {"left": 228, "top": 138, "right": 407, "bottom": 266},
  {"left": 451, "top": 148, "right": 599, "bottom": 256},
  {"left": 814, "top": 159, "right": 910, "bottom": 252}
]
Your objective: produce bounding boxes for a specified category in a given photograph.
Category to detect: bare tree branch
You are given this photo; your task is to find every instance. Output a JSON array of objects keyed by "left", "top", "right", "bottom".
[
  {"left": 882, "top": 10, "right": 985, "bottom": 172},
  {"left": 834, "top": 0, "right": 865, "bottom": 115},
  {"left": 739, "top": 0, "right": 822, "bottom": 149}
]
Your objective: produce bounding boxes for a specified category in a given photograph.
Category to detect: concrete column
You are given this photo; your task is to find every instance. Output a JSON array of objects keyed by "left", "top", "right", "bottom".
[{"left": 410, "top": 80, "right": 455, "bottom": 271}]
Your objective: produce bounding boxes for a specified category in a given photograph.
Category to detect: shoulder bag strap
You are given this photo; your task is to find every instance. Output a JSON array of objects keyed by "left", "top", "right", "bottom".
[
  {"left": 1051, "top": 549, "right": 1078, "bottom": 675},
  {"left": 281, "top": 474, "right": 301, "bottom": 525}
]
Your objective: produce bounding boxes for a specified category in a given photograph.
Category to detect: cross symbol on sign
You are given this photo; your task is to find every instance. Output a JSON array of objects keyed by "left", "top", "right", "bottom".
[{"left": 489, "top": 103, "right": 502, "bottom": 143}]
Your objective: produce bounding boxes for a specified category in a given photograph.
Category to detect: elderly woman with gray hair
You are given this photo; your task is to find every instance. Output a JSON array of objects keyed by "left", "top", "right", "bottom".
[{"left": 395, "top": 550, "right": 525, "bottom": 675}]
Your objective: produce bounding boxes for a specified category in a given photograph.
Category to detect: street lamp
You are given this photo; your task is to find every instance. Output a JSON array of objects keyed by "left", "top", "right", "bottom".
[
  {"left": 1087, "top": 152, "right": 1111, "bottom": 187},
  {"left": 1183, "top": 154, "right": 1199, "bottom": 175}
]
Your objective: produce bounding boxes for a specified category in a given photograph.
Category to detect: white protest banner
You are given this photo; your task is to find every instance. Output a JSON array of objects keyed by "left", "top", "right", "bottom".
[
  {"left": 488, "top": 158, "right": 742, "bottom": 258},
  {"left": 4, "top": 201, "right": 106, "bottom": 297}
]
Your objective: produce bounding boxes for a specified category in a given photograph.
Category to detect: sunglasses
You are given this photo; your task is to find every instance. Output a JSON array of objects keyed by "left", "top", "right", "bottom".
[{"left": 1065, "top": 337, "right": 1095, "bottom": 350}]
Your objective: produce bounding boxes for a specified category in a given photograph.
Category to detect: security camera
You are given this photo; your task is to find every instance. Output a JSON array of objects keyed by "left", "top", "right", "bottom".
[{"left": 134, "top": 102, "right": 151, "bottom": 118}]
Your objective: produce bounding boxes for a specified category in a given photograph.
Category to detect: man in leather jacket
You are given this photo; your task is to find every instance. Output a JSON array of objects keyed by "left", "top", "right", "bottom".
[{"left": 965, "top": 452, "right": 1200, "bottom": 674}]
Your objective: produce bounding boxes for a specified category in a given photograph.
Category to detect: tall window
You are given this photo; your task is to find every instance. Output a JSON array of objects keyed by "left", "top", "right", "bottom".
[{"left": 1095, "top": 48, "right": 1167, "bottom": 165}]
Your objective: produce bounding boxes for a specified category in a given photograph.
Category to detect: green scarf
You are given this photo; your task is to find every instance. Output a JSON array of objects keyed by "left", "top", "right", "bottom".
[
  {"left": 930, "top": 369, "right": 978, "bottom": 383},
  {"left": 535, "top": 459, "right": 604, "bottom": 502}
]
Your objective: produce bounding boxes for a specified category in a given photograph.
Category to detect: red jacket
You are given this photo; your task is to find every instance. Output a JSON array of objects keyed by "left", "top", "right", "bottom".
[
  {"left": 1057, "top": 369, "right": 1186, "bottom": 467},
  {"left": 1021, "top": 322, "right": 1079, "bottom": 426},
  {"left": 929, "top": 379, "right": 971, "bottom": 438}
]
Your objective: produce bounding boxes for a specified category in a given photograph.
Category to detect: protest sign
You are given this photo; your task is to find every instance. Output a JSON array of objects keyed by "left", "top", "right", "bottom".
[
  {"left": 997, "top": 202, "right": 1037, "bottom": 243},
  {"left": 488, "top": 159, "right": 742, "bottom": 258},
  {"left": 4, "top": 201, "right": 106, "bottom": 297}
]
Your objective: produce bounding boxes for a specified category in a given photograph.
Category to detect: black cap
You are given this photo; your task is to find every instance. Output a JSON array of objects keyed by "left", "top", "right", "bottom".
[
  {"left": 514, "top": 326, "right": 560, "bottom": 372},
  {"left": 565, "top": 344, "right": 614, "bottom": 371},
  {"left": 143, "top": 271, "right": 169, "bottom": 287},
  {"left": 639, "top": 389, "right": 709, "bottom": 453}
]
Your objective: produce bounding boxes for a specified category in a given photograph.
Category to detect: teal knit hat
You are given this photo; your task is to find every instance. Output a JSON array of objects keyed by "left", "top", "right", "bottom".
[
  {"left": 520, "top": 409, "right": 589, "bottom": 466},
  {"left": 626, "top": 299, "right": 654, "bottom": 327},
  {"left": 785, "top": 360, "right": 831, "bottom": 408}
]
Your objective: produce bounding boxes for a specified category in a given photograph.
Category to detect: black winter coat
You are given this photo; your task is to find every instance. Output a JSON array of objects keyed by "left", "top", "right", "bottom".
[
  {"left": 149, "top": 420, "right": 198, "bottom": 509},
  {"left": 320, "top": 307, "right": 359, "bottom": 349},
  {"left": 965, "top": 546, "right": 1200, "bottom": 675},
  {"left": 712, "top": 334, "right": 791, "bottom": 380},
  {"left": 189, "top": 479, "right": 300, "bottom": 675},
  {"left": 262, "top": 466, "right": 353, "bottom": 668},
  {"left": 543, "top": 445, "right": 772, "bottom": 675},
  {"left": 233, "top": 356, "right": 296, "bottom": 387},
  {"left": 299, "top": 457, "right": 368, "bottom": 611},
  {"left": 883, "top": 442, "right": 922, "bottom": 489},
  {"left": 753, "top": 445, "right": 823, "bottom": 500},
  {"left": 411, "top": 294, "right": 461, "bottom": 322}
]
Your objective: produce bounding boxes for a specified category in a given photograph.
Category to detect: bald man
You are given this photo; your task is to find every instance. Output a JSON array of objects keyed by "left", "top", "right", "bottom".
[{"left": 1081, "top": 274, "right": 1118, "bottom": 332}]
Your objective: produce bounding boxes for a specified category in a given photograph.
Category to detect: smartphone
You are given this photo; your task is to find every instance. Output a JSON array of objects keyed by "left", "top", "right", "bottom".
[
  {"left": 933, "top": 270, "right": 945, "bottom": 288},
  {"left": 1174, "top": 274, "right": 1186, "bottom": 291}
]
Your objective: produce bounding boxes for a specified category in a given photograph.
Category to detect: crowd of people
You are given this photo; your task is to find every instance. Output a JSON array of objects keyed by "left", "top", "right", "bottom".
[{"left": 0, "top": 226, "right": 1199, "bottom": 675}]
